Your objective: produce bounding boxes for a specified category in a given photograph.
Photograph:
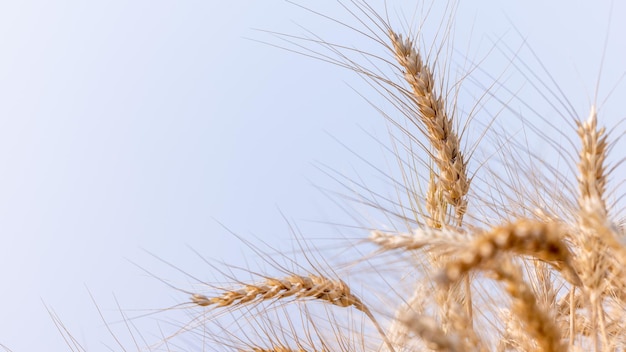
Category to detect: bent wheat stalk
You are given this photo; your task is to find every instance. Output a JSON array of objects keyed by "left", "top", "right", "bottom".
[{"left": 439, "top": 219, "right": 581, "bottom": 286}]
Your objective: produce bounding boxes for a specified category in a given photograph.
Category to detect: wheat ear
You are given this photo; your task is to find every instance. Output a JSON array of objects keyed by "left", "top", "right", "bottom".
[
  {"left": 575, "top": 106, "right": 622, "bottom": 248},
  {"left": 369, "top": 227, "right": 466, "bottom": 251},
  {"left": 492, "top": 259, "right": 566, "bottom": 352},
  {"left": 399, "top": 311, "right": 461, "bottom": 352},
  {"left": 573, "top": 106, "right": 624, "bottom": 348},
  {"left": 439, "top": 219, "right": 581, "bottom": 286},
  {"left": 192, "top": 274, "right": 395, "bottom": 352},
  {"left": 191, "top": 275, "right": 363, "bottom": 309},
  {"left": 388, "top": 26, "right": 474, "bottom": 336},
  {"left": 250, "top": 348, "right": 306, "bottom": 352},
  {"left": 389, "top": 29, "right": 469, "bottom": 227},
  {"left": 577, "top": 105, "right": 608, "bottom": 218}
]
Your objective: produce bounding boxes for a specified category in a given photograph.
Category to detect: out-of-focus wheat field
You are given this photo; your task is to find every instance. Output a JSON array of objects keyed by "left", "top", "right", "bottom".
[{"left": 0, "top": 1, "right": 624, "bottom": 350}]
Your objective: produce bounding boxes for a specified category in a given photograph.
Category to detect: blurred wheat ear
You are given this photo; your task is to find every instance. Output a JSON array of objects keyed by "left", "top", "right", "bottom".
[{"left": 162, "top": 1, "right": 626, "bottom": 351}]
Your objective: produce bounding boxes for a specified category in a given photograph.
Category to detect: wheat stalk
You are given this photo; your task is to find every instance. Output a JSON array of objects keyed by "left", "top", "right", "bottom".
[{"left": 387, "top": 23, "right": 478, "bottom": 338}]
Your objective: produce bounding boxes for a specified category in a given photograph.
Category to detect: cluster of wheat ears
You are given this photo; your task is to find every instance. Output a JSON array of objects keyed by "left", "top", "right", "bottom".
[
  {"left": 50, "top": 1, "right": 624, "bottom": 352},
  {"left": 178, "top": 2, "right": 626, "bottom": 352}
]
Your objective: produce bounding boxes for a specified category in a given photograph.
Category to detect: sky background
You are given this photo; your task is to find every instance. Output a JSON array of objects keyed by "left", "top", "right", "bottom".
[{"left": 1, "top": 1, "right": 625, "bottom": 350}]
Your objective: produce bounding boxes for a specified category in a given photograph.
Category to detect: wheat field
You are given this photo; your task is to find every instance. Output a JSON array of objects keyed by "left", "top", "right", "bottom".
[{"left": 46, "top": 1, "right": 626, "bottom": 351}]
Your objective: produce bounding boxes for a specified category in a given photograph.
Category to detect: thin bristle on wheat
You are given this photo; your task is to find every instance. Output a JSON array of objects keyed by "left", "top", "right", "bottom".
[
  {"left": 389, "top": 29, "right": 469, "bottom": 226},
  {"left": 439, "top": 219, "right": 581, "bottom": 286}
]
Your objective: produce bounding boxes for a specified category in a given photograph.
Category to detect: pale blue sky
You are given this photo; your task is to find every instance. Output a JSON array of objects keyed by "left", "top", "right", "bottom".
[{"left": 0, "top": 1, "right": 624, "bottom": 350}]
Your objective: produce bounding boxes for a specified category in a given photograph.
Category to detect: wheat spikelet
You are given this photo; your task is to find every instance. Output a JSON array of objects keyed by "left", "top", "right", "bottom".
[{"left": 389, "top": 29, "right": 470, "bottom": 227}]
